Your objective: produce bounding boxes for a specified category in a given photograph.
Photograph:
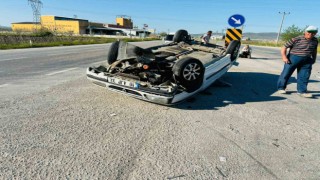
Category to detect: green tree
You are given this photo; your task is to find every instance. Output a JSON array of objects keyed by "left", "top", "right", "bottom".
[
  {"left": 281, "top": 25, "right": 304, "bottom": 42},
  {"left": 159, "top": 32, "right": 167, "bottom": 37}
]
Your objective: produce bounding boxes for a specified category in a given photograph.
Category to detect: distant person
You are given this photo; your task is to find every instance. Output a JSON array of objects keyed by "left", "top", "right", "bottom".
[
  {"left": 201, "top": 30, "right": 212, "bottom": 45},
  {"left": 239, "top": 45, "right": 252, "bottom": 58},
  {"left": 242, "top": 44, "right": 251, "bottom": 52},
  {"left": 277, "top": 25, "right": 318, "bottom": 98}
]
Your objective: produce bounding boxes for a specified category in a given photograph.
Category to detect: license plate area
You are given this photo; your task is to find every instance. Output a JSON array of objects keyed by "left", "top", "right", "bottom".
[{"left": 108, "top": 77, "right": 139, "bottom": 88}]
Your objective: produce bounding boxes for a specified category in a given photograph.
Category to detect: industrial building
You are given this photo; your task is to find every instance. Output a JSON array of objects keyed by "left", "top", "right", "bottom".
[
  {"left": 115, "top": 15, "right": 133, "bottom": 29},
  {"left": 12, "top": 16, "right": 89, "bottom": 34},
  {"left": 11, "top": 15, "right": 151, "bottom": 36},
  {"left": 11, "top": 22, "right": 41, "bottom": 32}
]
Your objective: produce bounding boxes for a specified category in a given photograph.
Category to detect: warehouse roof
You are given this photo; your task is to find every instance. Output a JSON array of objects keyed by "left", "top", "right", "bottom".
[{"left": 11, "top": 22, "right": 40, "bottom": 24}]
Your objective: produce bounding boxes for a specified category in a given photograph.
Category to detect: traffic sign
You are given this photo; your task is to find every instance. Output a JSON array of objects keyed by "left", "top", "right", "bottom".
[
  {"left": 228, "top": 14, "right": 245, "bottom": 28},
  {"left": 225, "top": 28, "right": 242, "bottom": 47}
]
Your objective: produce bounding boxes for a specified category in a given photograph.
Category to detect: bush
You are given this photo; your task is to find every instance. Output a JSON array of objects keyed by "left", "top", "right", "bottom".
[
  {"left": 32, "top": 29, "right": 54, "bottom": 37},
  {"left": 0, "top": 32, "right": 160, "bottom": 49},
  {"left": 281, "top": 25, "right": 304, "bottom": 42}
]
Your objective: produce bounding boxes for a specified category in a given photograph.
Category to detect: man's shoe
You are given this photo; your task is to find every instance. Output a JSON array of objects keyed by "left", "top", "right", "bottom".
[
  {"left": 277, "top": 89, "right": 287, "bottom": 94},
  {"left": 297, "top": 93, "right": 313, "bottom": 98}
]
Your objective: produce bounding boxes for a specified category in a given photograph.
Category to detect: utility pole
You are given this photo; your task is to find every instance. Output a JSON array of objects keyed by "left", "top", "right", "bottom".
[
  {"left": 276, "top": 12, "right": 290, "bottom": 44},
  {"left": 241, "top": 25, "right": 245, "bottom": 31}
]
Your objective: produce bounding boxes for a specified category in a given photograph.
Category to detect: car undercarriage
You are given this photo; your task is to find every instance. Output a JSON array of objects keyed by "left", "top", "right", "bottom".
[{"left": 87, "top": 29, "right": 240, "bottom": 104}]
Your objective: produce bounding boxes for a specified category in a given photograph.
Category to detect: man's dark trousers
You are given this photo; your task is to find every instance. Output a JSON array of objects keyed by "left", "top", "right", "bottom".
[{"left": 277, "top": 54, "right": 313, "bottom": 93}]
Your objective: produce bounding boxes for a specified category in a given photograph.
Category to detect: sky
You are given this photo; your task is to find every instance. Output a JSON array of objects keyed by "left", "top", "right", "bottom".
[{"left": 1, "top": 0, "right": 319, "bottom": 34}]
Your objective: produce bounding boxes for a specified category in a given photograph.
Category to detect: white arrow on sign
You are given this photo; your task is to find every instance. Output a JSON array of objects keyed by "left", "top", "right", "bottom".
[{"left": 231, "top": 17, "right": 241, "bottom": 24}]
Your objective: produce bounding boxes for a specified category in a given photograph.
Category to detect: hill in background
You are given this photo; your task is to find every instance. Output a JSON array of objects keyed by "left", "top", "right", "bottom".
[
  {"left": 0, "top": 26, "right": 12, "bottom": 31},
  {"left": 243, "top": 32, "right": 277, "bottom": 40},
  {"left": 192, "top": 32, "right": 278, "bottom": 41}
]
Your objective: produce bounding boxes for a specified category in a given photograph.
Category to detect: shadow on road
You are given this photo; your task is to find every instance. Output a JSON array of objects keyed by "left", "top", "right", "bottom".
[
  {"left": 240, "top": 57, "right": 281, "bottom": 60},
  {"left": 174, "top": 72, "right": 287, "bottom": 110}
]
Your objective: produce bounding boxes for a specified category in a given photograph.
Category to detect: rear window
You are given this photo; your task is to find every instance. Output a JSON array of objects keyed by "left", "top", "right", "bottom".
[{"left": 165, "top": 34, "right": 174, "bottom": 41}]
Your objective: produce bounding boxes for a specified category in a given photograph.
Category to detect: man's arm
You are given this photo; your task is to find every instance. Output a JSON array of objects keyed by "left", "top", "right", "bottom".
[
  {"left": 312, "top": 50, "right": 317, "bottom": 64},
  {"left": 312, "top": 43, "right": 318, "bottom": 64},
  {"left": 281, "top": 47, "right": 291, "bottom": 64}
]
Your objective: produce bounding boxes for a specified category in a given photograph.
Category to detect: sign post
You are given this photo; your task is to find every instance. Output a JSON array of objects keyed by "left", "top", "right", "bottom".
[{"left": 225, "top": 14, "right": 245, "bottom": 47}]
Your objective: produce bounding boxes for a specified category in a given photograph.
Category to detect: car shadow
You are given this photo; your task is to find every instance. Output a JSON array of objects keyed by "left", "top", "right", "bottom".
[
  {"left": 289, "top": 77, "right": 319, "bottom": 83},
  {"left": 248, "top": 57, "right": 269, "bottom": 60},
  {"left": 174, "top": 72, "right": 288, "bottom": 110}
]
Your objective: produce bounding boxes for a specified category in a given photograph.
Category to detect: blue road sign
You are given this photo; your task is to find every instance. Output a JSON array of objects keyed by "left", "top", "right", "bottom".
[{"left": 228, "top": 14, "right": 245, "bottom": 28}]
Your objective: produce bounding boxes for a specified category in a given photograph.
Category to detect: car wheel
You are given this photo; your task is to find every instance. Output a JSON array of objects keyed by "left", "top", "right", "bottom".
[
  {"left": 107, "top": 41, "right": 119, "bottom": 65},
  {"left": 173, "top": 57, "right": 205, "bottom": 93},
  {"left": 173, "top": 29, "right": 189, "bottom": 43},
  {"left": 225, "top": 40, "right": 241, "bottom": 61}
]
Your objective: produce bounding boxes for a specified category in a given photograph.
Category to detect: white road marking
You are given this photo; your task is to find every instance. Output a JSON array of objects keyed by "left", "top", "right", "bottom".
[
  {"left": 47, "top": 52, "right": 76, "bottom": 56},
  {"left": 48, "top": 49, "right": 101, "bottom": 56},
  {"left": 46, "top": 68, "right": 78, "bottom": 76},
  {"left": 0, "top": 57, "right": 26, "bottom": 62},
  {"left": 91, "top": 60, "right": 106, "bottom": 66},
  {"left": 0, "top": 84, "right": 9, "bottom": 88},
  {"left": 85, "top": 49, "right": 102, "bottom": 52}
]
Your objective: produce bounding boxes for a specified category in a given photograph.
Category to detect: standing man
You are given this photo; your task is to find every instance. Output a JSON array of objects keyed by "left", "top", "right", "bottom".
[
  {"left": 277, "top": 25, "right": 318, "bottom": 98},
  {"left": 201, "top": 30, "right": 212, "bottom": 45}
]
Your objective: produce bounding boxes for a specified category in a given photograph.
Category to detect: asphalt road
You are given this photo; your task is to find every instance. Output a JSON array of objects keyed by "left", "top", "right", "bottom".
[{"left": 0, "top": 42, "right": 320, "bottom": 179}]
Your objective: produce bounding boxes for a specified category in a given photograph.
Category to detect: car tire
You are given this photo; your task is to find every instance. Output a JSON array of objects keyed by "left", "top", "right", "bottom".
[
  {"left": 225, "top": 40, "right": 241, "bottom": 61},
  {"left": 173, "top": 29, "right": 189, "bottom": 43},
  {"left": 173, "top": 57, "right": 205, "bottom": 93},
  {"left": 107, "top": 41, "right": 119, "bottom": 65}
]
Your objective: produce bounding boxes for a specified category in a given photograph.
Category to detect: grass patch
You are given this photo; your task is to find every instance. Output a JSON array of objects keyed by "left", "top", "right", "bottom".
[
  {"left": 242, "top": 40, "right": 320, "bottom": 53},
  {"left": 242, "top": 40, "right": 283, "bottom": 47},
  {"left": 0, "top": 34, "right": 160, "bottom": 50}
]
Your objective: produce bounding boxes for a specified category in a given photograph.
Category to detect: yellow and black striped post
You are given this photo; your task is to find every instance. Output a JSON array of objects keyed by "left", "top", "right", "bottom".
[{"left": 225, "top": 28, "right": 242, "bottom": 47}]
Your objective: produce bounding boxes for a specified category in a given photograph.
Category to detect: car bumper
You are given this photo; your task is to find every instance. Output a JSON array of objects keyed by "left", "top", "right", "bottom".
[{"left": 86, "top": 67, "right": 192, "bottom": 105}]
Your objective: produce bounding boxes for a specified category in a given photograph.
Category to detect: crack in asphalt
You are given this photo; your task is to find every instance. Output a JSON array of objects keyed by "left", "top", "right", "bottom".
[{"left": 213, "top": 129, "right": 280, "bottom": 179}]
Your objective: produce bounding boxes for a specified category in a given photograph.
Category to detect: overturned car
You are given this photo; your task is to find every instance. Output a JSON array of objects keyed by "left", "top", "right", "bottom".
[{"left": 86, "top": 29, "right": 240, "bottom": 105}]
